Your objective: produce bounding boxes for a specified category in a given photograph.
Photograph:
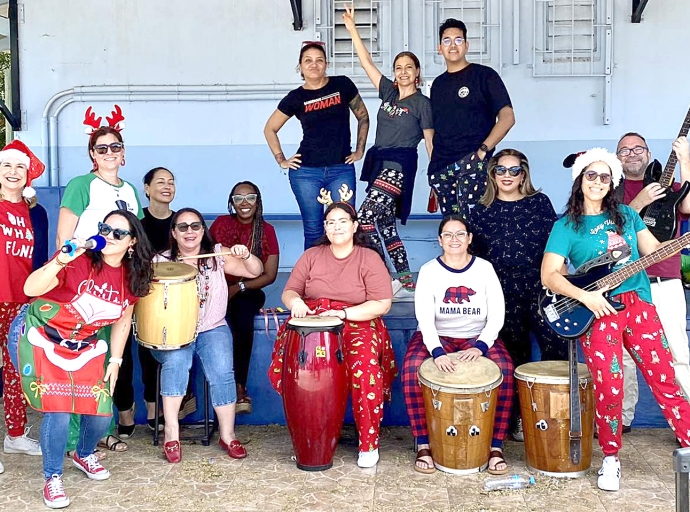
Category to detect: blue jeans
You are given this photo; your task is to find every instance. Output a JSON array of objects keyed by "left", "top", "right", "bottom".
[
  {"left": 151, "top": 325, "right": 236, "bottom": 407},
  {"left": 289, "top": 163, "right": 356, "bottom": 249},
  {"left": 7, "top": 304, "right": 28, "bottom": 371},
  {"left": 41, "top": 412, "right": 112, "bottom": 478}
]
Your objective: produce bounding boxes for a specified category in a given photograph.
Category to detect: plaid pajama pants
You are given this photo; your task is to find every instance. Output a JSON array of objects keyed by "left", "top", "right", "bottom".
[
  {"left": 581, "top": 291, "right": 690, "bottom": 456},
  {"left": 402, "top": 332, "right": 514, "bottom": 449}
]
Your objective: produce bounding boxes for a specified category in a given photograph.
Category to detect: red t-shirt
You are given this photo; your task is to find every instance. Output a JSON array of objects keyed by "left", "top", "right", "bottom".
[
  {"left": 209, "top": 215, "right": 279, "bottom": 285},
  {"left": 44, "top": 254, "right": 139, "bottom": 310},
  {"left": 285, "top": 245, "right": 393, "bottom": 305},
  {"left": 623, "top": 179, "right": 686, "bottom": 278},
  {"left": 0, "top": 200, "right": 35, "bottom": 303}
]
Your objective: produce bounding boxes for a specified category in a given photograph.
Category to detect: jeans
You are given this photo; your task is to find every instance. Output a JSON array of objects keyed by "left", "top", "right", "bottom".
[
  {"left": 7, "top": 303, "right": 28, "bottom": 371},
  {"left": 289, "top": 163, "right": 356, "bottom": 249},
  {"left": 41, "top": 412, "right": 112, "bottom": 478},
  {"left": 152, "top": 325, "right": 236, "bottom": 407}
]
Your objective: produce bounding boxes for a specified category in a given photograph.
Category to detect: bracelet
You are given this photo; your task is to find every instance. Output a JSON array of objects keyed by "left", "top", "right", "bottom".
[
  {"left": 109, "top": 357, "right": 123, "bottom": 367},
  {"left": 242, "top": 252, "right": 251, "bottom": 260},
  {"left": 342, "top": 309, "right": 348, "bottom": 320},
  {"left": 54, "top": 257, "right": 68, "bottom": 268}
]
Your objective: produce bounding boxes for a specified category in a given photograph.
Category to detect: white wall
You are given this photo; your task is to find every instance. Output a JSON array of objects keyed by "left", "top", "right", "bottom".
[{"left": 15, "top": 0, "right": 690, "bottom": 219}]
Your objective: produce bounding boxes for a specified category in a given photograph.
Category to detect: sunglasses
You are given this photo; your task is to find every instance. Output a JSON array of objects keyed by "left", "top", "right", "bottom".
[
  {"left": 93, "top": 142, "right": 124, "bottom": 155},
  {"left": 583, "top": 170, "right": 612, "bottom": 184},
  {"left": 441, "top": 37, "right": 465, "bottom": 47},
  {"left": 494, "top": 165, "right": 523, "bottom": 177},
  {"left": 98, "top": 222, "right": 133, "bottom": 240},
  {"left": 440, "top": 230, "right": 469, "bottom": 241},
  {"left": 302, "top": 40, "right": 326, "bottom": 48},
  {"left": 175, "top": 221, "right": 203, "bottom": 232},
  {"left": 231, "top": 194, "right": 258, "bottom": 205}
]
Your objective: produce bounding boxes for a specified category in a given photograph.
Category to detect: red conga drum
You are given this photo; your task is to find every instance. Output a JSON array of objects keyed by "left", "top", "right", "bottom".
[{"left": 282, "top": 316, "right": 348, "bottom": 471}]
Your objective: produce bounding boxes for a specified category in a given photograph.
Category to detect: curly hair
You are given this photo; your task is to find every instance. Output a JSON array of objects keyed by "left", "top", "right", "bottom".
[
  {"left": 167, "top": 208, "right": 218, "bottom": 271},
  {"left": 314, "top": 202, "right": 384, "bottom": 260},
  {"left": 87, "top": 210, "right": 154, "bottom": 297},
  {"left": 565, "top": 172, "right": 625, "bottom": 234}
]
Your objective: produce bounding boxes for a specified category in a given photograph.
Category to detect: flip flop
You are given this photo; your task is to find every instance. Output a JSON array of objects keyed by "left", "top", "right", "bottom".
[
  {"left": 413, "top": 448, "right": 436, "bottom": 474},
  {"left": 487, "top": 449, "right": 509, "bottom": 475},
  {"left": 97, "top": 434, "right": 128, "bottom": 452}
]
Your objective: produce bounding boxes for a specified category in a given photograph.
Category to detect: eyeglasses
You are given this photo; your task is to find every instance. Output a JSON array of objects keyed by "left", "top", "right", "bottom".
[
  {"left": 441, "top": 37, "right": 465, "bottom": 47},
  {"left": 98, "top": 222, "right": 133, "bottom": 240},
  {"left": 440, "top": 230, "right": 469, "bottom": 241},
  {"left": 93, "top": 143, "right": 124, "bottom": 155},
  {"left": 175, "top": 222, "right": 203, "bottom": 232},
  {"left": 616, "top": 145, "right": 648, "bottom": 157},
  {"left": 583, "top": 171, "right": 612, "bottom": 184},
  {"left": 324, "top": 218, "right": 352, "bottom": 229},
  {"left": 494, "top": 165, "right": 523, "bottom": 177},
  {"left": 231, "top": 194, "right": 258, "bottom": 205}
]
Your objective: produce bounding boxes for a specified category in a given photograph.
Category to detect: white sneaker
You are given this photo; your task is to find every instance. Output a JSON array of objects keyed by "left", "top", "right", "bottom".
[
  {"left": 391, "top": 279, "right": 403, "bottom": 295},
  {"left": 43, "top": 474, "right": 70, "bottom": 509},
  {"left": 4, "top": 426, "right": 42, "bottom": 455},
  {"left": 597, "top": 456, "right": 621, "bottom": 491},
  {"left": 393, "top": 288, "right": 415, "bottom": 302},
  {"left": 0, "top": 459, "right": 4, "bottom": 474},
  {"left": 512, "top": 418, "right": 524, "bottom": 442},
  {"left": 357, "top": 449, "right": 379, "bottom": 468}
]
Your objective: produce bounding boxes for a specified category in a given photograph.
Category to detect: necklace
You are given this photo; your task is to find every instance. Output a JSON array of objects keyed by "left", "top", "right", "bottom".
[
  {"left": 96, "top": 171, "right": 122, "bottom": 198},
  {"left": 198, "top": 263, "right": 211, "bottom": 309}
]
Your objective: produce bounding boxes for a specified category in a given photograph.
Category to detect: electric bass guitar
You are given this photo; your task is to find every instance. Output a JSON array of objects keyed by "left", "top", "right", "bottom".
[
  {"left": 640, "top": 106, "right": 690, "bottom": 242},
  {"left": 540, "top": 232, "right": 690, "bottom": 338}
]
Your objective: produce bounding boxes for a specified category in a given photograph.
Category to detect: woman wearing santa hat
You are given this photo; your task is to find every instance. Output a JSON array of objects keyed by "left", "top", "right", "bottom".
[
  {"left": 0, "top": 140, "right": 49, "bottom": 474},
  {"left": 56, "top": 106, "right": 143, "bottom": 455},
  {"left": 541, "top": 147, "right": 690, "bottom": 492}
]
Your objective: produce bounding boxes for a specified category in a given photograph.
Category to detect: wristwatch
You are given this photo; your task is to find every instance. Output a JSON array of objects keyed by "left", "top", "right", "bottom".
[
  {"left": 238, "top": 282, "right": 247, "bottom": 293},
  {"left": 479, "top": 144, "right": 490, "bottom": 153}
]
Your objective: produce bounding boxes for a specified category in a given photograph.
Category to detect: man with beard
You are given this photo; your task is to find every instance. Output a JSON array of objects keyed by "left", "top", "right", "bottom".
[{"left": 617, "top": 133, "right": 690, "bottom": 433}]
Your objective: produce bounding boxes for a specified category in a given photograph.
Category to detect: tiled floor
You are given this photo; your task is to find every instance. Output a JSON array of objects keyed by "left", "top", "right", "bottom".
[{"left": 0, "top": 409, "right": 685, "bottom": 511}]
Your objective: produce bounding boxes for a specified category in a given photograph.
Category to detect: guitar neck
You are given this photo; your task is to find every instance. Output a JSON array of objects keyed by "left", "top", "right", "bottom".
[
  {"left": 596, "top": 233, "right": 690, "bottom": 289},
  {"left": 659, "top": 108, "right": 690, "bottom": 187}
]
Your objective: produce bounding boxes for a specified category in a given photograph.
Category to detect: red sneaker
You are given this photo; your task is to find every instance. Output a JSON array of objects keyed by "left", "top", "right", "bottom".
[
  {"left": 219, "top": 438, "right": 247, "bottom": 459},
  {"left": 163, "top": 440, "right": 182, "bottom": 463},
  {"left": 72, "top": 452, "right": 111, "bottom": 480},
  {"left": 43, "top": 474, "right": 70, "bottom": 509}
]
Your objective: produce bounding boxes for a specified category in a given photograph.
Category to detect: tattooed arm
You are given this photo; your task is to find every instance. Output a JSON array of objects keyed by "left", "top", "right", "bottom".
[{"left": 346, "top": 94, "right": 369, "bottom": 164}]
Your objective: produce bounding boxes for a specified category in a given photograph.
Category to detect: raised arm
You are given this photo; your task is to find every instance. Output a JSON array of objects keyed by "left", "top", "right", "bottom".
[
  {"left": 346, "top": 94, "right": 369, "bottom": 164},
  {"left": 674, "top": 136, "right": 690, "bottom": 214},
  {"left": 264, "top": 109, "right": 302, "bottom": 170},
  {"left": 343, "top": 5, "right": 383, "bottom": 89}
]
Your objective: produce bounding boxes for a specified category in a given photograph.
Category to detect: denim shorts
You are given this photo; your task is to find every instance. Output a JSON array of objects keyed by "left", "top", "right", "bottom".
[{"left": 152, "top": 324, "right": 237, "bottom": 407}]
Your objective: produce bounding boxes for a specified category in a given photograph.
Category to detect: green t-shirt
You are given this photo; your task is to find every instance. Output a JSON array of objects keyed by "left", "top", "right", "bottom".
[
  {"left": 60, "top": 173, "right": 144, "bottom": 239},
  {"left": 544, "top": 204, "right": 652, "bottom": 302}
]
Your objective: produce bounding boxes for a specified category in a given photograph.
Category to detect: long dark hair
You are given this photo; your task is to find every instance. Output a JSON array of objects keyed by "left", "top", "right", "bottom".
[
  {"left": 314, "top": 202, "right": 383, "bottom": 259},
  {"left": 228, "top": 181, "right": 265, "bottom": 259},
  {"left": 87, "top": 210, "right": 153, "bottom": 297},
  {"left": 168, "top": 208, "right": 217, "bottom": 271},
  {"left": 88, "top": 127, "right": 123, "bottom": 169},
  {"left": 565, "top": 171, "right": 625, "bottom": 234}
]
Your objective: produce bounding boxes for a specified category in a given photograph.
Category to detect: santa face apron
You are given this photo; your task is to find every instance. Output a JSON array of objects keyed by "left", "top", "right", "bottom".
[{"left": 16, "top": 267, "right": 129, "bottom": 415}]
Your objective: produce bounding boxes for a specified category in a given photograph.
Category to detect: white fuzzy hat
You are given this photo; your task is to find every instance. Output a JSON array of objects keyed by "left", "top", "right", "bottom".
[{"left": 571, "top": 147, "right": 623, "bottom": 187}]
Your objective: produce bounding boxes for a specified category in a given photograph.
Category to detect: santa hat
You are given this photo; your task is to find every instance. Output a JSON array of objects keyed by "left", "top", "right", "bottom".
[
  {"left": 571, "top": 147, "right": 623, "bottom": 187},
  {"left": 0, "top": 140, "right": 46, "bottom": 199}
]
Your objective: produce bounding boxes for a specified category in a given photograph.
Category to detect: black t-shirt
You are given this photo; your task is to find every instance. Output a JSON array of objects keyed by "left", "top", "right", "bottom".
[
  {"left": 141, "top": 207, "right": 175, "bottom": 252},
  {"left": 374, "top": 76, "right": 433, "bottom": 149},
  {"left": 278, "top": 75, "right": 360, "bottom": 167},
  {"left": 429, "top": 63, "right": 512, "bottom": 174}
]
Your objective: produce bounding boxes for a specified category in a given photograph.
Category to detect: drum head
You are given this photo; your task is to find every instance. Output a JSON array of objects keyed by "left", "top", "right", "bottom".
[
  {"left": 418, "top": 353, "right": 502, "bottom": 393},
  {"left": 514, "top": 360, "right": 591, "bottom": 384},
  {"left": 152, "top": 262, "right": 198, "bottom": 281},
  {"left": 288, "top": 316, "right": 343, "bottom": 328}
]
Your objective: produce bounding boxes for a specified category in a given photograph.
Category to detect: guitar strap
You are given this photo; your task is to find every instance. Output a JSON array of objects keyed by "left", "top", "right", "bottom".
[{"left": 569, "top": 335, "right": 582, "bottom": 465}]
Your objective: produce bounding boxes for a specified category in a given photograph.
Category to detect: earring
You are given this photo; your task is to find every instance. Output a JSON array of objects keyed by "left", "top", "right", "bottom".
[
  {"left": 92, "top": 161, "right": 98, "bottom": 171},
  {"left": 415, "top": 77, "right": 420, "bottom": 87},
  {"left": 127, "top": 246, "right": 134, "bottom": 259},
  {"left": 121, "top": 157, "right": 126, "bottom": 167}
]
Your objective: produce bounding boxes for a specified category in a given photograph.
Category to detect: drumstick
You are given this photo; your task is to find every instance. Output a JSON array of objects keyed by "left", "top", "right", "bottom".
[{"left": 178, "top": 251, "right": 243, "bottom": 260}]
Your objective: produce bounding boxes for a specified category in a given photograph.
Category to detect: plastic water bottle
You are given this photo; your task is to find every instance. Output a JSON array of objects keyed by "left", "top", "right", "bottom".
[{"left": 483, "top": 474, "right": 536, "bottom": 491}]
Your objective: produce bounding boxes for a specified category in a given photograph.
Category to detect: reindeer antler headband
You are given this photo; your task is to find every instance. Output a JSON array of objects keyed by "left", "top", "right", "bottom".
[
  {"left": 83, "top": 105, "right": 126, "bottom": 134},
  {"left": 317, "top": 184, "right": 357, "bottom": 216}
]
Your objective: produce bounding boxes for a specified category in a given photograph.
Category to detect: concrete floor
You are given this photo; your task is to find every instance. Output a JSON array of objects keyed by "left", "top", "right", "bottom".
[{"left": 0, "top": 408, "right": 685, "bottom": 512}]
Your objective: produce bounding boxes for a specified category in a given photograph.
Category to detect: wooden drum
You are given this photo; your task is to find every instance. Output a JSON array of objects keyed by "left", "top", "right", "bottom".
[
  {"left": 514, "top": 361, "right": 594, "bottom": 477},
  {"left": 134, "top": 262, "right": 200, "bottom": 350},
  {"left": 418, "top": 354, "right": 502, "bottom": 474}
]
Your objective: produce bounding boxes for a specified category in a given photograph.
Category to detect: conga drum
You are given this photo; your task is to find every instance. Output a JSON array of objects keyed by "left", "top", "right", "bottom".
[
  {"left": 514, "top": 361, "right": 594, "bottom": 477},
  {"left": 282, "top": 316, "right": 348, "bottom": 471},
  {"left": 418, "top": 354, "right": 502, "bottom": 474},
  {"left": 133, "top": 262, "right": 200, "bottom": 350}
]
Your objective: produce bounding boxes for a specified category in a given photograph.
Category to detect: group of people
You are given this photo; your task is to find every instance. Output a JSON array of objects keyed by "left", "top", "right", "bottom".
[{"left": 0, "top": 10, "right": 688, "bottom": 509}]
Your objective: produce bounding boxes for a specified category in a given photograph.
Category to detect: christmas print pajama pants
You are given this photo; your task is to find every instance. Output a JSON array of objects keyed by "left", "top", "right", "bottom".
[
  {"left": 428, "top": 151, "right": 488, "bottom": 219},
  {"left": 0, "top": 302, "right": 28, "bottom": 437}
]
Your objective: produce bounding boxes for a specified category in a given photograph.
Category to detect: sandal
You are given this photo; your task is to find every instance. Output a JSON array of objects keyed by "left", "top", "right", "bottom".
[
  {"left": 97, "top": 434, "right": 128, "bottom": 453},
  {"left": 414, "top": 448, "right": 436, "bottom": 474},
  {"left": 118, "top": 404, "right": 136, "bottom": 438},
  {"left": 487, "top": 449, "right": 509, "bottom": 475}
]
